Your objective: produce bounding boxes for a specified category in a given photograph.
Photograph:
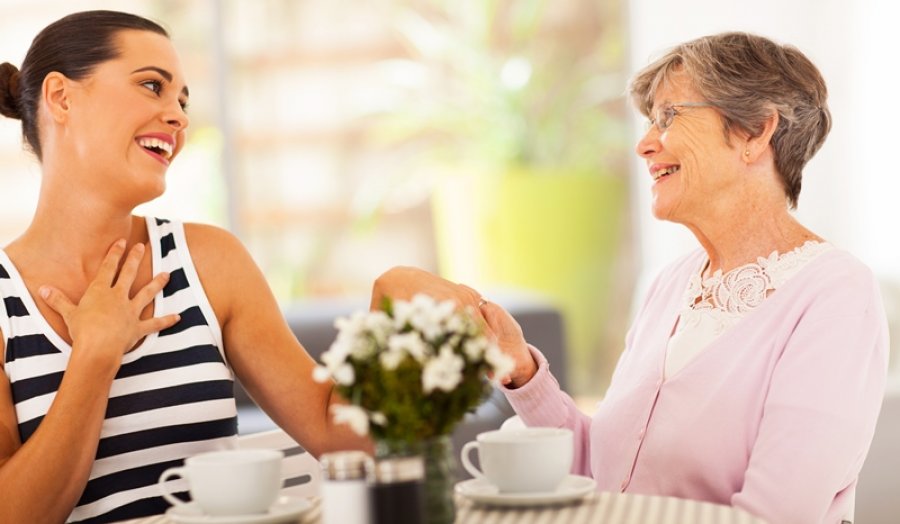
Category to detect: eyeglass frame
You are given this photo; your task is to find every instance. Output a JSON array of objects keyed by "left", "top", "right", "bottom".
[{"left": 646, "top": 102, "right": 714, "bottom": 132}]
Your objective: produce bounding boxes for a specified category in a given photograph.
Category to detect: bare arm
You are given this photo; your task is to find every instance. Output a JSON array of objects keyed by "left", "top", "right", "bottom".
[
  {"left": 0, "top": 241, "right": 178, "bottom": 523},
  {"left": 185, "top": 224, "right": 370, "bottom": 457}
]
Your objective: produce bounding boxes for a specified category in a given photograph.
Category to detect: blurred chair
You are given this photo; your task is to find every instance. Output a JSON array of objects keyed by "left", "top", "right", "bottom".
[
  {"left": 237, "top": 428, "right": 321, "bottom": 498},
  {"left": 840, "top": 489, "right": 855, "bottom": 524},
  {"left": 855, "top": 377, "right": 900, "bottom": 524}
]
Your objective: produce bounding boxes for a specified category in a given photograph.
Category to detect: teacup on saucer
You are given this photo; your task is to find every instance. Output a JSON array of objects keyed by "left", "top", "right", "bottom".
[
  {"left": 455, "top": 474, "right": 596, "bottom": 507},
  {"left": 166, "top": 495, "right": 311, "bottom": 524},
  {"left": 460, "top": 427, "right": 573, "bottom": 493},
  {"left": 158, "top": 449, "right": 284, "bottom": 517}
]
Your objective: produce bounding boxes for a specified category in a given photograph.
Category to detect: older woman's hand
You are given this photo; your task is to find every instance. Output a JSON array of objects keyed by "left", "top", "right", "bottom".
[
  {"left": 479, "top": 301, "right": 538, "bottom": 388},
  {"left": 370, "top": 266, "right": 482, "bottom": 311}
]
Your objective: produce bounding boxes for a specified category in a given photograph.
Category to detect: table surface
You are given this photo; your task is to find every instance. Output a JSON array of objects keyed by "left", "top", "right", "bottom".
[{"left": 119, "top": 491, "right": 767, "bottom": 524}]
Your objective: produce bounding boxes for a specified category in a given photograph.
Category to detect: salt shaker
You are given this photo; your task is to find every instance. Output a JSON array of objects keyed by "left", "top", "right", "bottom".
[
  {"left": 367, "top": 454, "right": 425, "bottom": 524},
  {"left": 320, "top": 450, "right": 372, "bottom": 524}
]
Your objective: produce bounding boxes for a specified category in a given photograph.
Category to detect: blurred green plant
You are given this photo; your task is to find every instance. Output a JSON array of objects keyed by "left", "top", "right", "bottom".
[{"left": 370, "top": 0, "right": 629, "bottom": 175}]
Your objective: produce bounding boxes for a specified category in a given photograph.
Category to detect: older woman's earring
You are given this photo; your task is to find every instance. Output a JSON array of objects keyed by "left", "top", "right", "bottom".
[{"left": 744, "top": 150, "right": 751, "bottom": 157}]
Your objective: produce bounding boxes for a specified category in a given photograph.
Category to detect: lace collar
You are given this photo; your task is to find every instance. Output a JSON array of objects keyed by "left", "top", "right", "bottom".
[{"left": 684, "top": 240, "right": 833, "bottom": 315}]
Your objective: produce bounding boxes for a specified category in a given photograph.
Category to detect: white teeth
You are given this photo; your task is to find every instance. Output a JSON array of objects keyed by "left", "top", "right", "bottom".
[
  {"left": 137, "top": 137, "right": 174, "bottom": 159},
  {"left": 653, "top": 165, "right": 680, "bottom": 180}
]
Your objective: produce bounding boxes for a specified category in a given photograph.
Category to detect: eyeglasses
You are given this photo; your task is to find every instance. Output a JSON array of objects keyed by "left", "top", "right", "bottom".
[{"left": 646, "top": 102, "right": 714, "bottom": 132}]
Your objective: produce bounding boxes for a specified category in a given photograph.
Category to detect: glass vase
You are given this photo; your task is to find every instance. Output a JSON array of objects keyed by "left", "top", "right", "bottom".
[
  {"left": 374, "top": 435, "right": 456, "bottom": 524},
  {"left": 422, "top": 435, "right": 456, "bottom": 524}
]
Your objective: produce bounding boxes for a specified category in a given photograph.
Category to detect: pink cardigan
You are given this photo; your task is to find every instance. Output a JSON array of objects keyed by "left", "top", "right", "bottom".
[{"left": 503, "top": 248, "right": 888, "bottom": 524}]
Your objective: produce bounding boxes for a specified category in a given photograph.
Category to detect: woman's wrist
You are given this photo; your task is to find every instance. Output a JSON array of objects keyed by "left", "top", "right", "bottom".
[{"left": 507, "top": 345, "right": 539, "bottom": 389}]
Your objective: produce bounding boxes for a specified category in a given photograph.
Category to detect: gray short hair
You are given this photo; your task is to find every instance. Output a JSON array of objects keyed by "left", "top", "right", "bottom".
[{"left": 629, "top": 32, "right": 831, "bottom": 209}]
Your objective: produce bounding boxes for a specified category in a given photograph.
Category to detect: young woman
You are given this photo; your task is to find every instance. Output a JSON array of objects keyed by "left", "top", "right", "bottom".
[{"left": 0, "top": 11, "right": 368, "bottom": 523}]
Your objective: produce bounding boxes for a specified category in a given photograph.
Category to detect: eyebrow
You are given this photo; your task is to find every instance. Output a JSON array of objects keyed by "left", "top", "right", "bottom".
[{"left": 131, "top": 66, "right": 190, "bottom": 98}]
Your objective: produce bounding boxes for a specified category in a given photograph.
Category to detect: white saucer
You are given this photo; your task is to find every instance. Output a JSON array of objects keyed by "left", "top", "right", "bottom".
[
  {"left": 455, "top": 474, "right": 596, "bottom": 507},
  {"left": 166, "top": 495, "right": 312, "bottom": 524}
]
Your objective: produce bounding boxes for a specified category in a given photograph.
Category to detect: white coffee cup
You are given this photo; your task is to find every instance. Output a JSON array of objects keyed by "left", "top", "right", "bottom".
[
  {"left": 460, "top": 427, "right": 573, "bottom": 493},
  {"left": 158, "top": 449, "right": 284, "bottom": 516}
]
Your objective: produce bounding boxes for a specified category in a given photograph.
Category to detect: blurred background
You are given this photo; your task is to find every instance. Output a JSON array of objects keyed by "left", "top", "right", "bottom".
[{"left": 1, "top": 0, "right": 898, "bottom": 400}]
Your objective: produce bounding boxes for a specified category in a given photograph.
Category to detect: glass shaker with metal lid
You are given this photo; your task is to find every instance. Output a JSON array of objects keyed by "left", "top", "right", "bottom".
[{"left": 320, "top": 450, "right": 371, "bottom": 524}]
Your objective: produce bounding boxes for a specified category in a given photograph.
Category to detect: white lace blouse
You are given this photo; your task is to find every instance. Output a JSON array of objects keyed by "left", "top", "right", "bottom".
[{"left": 664, "top": 241, "right": 834, "bottom": 378}]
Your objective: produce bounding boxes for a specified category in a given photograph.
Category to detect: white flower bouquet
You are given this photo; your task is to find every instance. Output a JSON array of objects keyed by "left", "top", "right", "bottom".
[{"left": 313, "top": 294, "right": 514, "bottom": 444}]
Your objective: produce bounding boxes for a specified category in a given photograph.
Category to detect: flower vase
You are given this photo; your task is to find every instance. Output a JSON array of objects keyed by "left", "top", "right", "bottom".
[
  {"left": 422, "top": 435, "right": 456, "bottom": 524},
  {"left": 375, "top": 436, "right": 456, "bottom": 524}
]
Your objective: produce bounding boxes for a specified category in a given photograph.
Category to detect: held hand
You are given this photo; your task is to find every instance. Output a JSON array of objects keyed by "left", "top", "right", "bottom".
[
  {"left": 479, "top": 301, "right": 537, "bottom": 388},
  {"left": 38, "top": 240, "right": 180, "bottom": 361},
  {"left": 370, "top": 266, "right": 482, "bottom": 312}
]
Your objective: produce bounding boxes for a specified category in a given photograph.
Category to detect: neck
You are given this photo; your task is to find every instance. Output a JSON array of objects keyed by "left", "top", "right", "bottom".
[
  {"left": 8, "top": 170, "right": 146, "bottom": 280},
  {"left": 683, "top": 192, "right": 821, "bottom": 276}
]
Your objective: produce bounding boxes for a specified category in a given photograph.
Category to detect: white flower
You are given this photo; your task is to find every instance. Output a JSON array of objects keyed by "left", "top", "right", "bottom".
[
  {"left": 334, "top": 311, "right": 367, "bottom": 338},
  {"left": 332, "top": 363, "right": 355, "bottom": 386},
  {"left": 363, "top": 310, "right": 394, "bottom": 345},
  {"left": 379, "top": 347, "right": 407, "bottom": 370},
  {"left": 370, "top": 412, "right": 388, "bottom": 426},
  {"left": 393, "top": 294, "right": 458, "bottom": 341},
  {"left": 312, "top": 365, "right": 331, "bottom": 383},
  {"left": 388, "top": 332, "right": 430, "bottom": 363},
  {"left": 322, "top": 340, "right": 352, "bottom": 368},
  {"left": 331, "top": 404, "right": 370, "bottom": 436},
  {"left": 320, "top": 341, "right": 358, "bottom": 386},
  {"left": 422, "top": 345, "right": 465, "bottom": 393},
  {"left": 445, "top": 313, "right": 467, "bottom": 336},
  {"left": 485, "top": 343, "right": 515, "bottom": 382},
  {"left": 463, "top": 337, "right": 488, "bottom": 361}
]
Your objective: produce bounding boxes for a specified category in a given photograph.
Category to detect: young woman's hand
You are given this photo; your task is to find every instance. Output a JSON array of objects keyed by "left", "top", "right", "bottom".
[
  {"left": 38, "top": 240, "right": 180, "bottom": 363},
  {"left": 370, "top": 266, "right": 482, "bottom": 312}
]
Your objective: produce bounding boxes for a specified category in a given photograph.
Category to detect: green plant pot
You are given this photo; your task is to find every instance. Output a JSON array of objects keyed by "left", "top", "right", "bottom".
[{"left": 432, "top": 168, "right": 626, "bottom": 393}]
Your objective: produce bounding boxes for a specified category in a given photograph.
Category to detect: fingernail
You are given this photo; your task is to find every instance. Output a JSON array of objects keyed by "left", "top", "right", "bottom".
[
  {"left": 39, "top": 286, "right": 50, "bottom": 299},
  {"left": 116, "top": 239, "right": 126, "bottom": 248}
]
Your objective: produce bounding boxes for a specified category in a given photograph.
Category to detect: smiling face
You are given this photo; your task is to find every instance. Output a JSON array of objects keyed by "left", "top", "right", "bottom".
[
  {"left": 635, "top": 70, "right": 745, "bottom": 226},
  {"left": 62, "top": 29, "right": 190, "bottom": 206}
]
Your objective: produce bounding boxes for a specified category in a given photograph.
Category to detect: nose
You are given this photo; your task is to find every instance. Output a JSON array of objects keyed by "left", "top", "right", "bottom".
[
  {"left": 163, "top": 100, "right": 190, "bottom": 131},
  {"left": 635, "top": 125, "right": 660, "bottom": 159}
]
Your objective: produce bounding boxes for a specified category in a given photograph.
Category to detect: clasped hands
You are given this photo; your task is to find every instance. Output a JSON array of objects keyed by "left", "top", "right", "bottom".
[{"left": 371, "top": 266, "right": 538, "bottom": 388}]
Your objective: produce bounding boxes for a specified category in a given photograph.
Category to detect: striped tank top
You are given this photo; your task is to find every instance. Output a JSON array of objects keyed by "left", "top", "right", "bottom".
[{"left": 0, "top": 218, "right": 239, "bottom": 523}]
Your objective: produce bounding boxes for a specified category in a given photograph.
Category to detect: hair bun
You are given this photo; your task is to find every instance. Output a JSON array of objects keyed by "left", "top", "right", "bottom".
[{"left": 0, "top": 62, "right": 23, "bottom": 120}]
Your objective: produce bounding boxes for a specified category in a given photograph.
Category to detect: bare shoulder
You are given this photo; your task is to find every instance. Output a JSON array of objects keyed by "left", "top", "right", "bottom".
[
  {"left": 181, "top": 222, "right": 259, "bottom": 272},
  {"left": 182, "top": 222, "right": 244, "bottom": 254},
  {"left": 180, "top": 223, "right": 265, "bottom": 323}
]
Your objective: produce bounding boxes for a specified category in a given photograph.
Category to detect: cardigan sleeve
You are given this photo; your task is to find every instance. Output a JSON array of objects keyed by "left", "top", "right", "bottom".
[
  {"left": 500, "top": 345, "right": 595, "bottom": 477},
  {"left": 732, "top": 272, "right": 889, "bottom": 523}
]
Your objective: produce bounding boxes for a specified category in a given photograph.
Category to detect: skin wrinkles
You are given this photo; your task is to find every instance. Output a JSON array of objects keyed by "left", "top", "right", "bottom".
[{"left": 638, "top": 70, "right": 745, "bottom": 228}]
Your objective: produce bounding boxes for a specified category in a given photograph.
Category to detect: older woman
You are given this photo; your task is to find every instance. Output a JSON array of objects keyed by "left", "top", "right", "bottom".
[{"left": 373, "top": 32, "right": 888, "bottom": 523}]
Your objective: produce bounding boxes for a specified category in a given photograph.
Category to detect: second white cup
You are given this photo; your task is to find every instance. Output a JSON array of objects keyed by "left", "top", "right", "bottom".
[
  {"left": 158, "top": 449, "right": 284, "bottom": 516},
  {"left": 460, "top": 427, "right": 573, "bottom": 493}
]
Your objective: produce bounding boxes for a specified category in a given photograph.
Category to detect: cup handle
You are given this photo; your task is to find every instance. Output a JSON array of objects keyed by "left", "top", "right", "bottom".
[
  {"left": 158, "top": 466, "right": 190, "bottom": 508},
  {"left": 460, "top": 441, "right": 486, "bottom": 481}
]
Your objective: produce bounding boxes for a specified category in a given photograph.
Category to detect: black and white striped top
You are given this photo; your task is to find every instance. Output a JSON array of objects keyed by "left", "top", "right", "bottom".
[{"left": 0, "top": 218, "right": 239, "bottom": 523}]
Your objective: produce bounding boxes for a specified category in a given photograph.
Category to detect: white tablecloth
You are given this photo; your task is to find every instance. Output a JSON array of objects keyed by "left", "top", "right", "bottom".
[{"left": 119, "top": 491, "right": 766, "bottom": 524}]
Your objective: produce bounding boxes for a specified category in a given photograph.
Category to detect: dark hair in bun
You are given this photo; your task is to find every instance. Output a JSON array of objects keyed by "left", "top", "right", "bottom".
[
  {"left": 0, "top": 62, "right": 22, "bottom": 120},
  {"left": 5, "top": 10, "right": 168, "bottom": 159}
]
